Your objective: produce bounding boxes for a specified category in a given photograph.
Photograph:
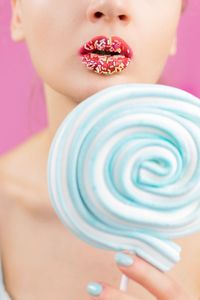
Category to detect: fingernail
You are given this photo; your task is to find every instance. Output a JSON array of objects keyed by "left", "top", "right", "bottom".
[
  {"left": 115, "top": 252, "right": 134, "bottom": 267},
  {"left": 87, "top": 282, "right": 103, "bottom": 297}
]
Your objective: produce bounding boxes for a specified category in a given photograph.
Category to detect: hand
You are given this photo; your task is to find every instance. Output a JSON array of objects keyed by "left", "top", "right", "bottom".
[{"left": 87, "top": 252, "right": 193, "bottom": 300}]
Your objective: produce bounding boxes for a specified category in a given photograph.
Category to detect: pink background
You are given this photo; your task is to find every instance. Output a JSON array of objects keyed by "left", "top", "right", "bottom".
[{"left": 0, "top": 0, "right": 200, "bottom": 154}]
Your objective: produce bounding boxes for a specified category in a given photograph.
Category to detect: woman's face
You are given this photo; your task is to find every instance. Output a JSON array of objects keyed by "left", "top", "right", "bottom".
[{"left": 11, "top": 0, "right": 182, "bottom": 103}]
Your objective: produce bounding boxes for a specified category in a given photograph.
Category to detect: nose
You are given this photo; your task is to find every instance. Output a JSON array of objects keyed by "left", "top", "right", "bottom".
[{"left": 86, "top": 0, "right": 131, "bottom": 24}]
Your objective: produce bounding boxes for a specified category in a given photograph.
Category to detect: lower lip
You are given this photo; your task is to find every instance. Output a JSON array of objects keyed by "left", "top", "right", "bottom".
[{"left": 80, "top": 53, "right": 131, "bottom": 75}]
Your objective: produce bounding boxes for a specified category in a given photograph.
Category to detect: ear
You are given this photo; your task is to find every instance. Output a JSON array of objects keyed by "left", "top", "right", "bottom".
[
  {"left": 169, "top": 36, "right": 177, "bottom": 56},
  {"left": 10, "top": 0, "right": 25, "bottom": 42}
]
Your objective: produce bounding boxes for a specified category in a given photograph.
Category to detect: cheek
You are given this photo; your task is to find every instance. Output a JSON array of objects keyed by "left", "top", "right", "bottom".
[
  {"left": 142, "top": 30, "right": 172, "bottom": 67},
  {"left": 134, "top": 17, "right": 179, "bottom": 82},
  {"left": 21, "top": 2, "right": 72, "bottom": 78}
]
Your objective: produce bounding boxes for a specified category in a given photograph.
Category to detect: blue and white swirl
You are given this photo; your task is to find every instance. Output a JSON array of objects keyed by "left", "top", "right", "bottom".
[{"left": 47, "top": 83, "right": 200, "bottom": 272}]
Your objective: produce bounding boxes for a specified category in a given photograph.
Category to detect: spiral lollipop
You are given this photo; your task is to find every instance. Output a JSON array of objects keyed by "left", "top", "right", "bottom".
[{"left": 47, "top": 83, "right": 200, "bottom": 291}]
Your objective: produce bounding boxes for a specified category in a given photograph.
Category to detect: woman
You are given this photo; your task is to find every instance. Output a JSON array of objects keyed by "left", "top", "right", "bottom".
[{"left": 1, "top": 0, "right": 198, "bottom": 299}]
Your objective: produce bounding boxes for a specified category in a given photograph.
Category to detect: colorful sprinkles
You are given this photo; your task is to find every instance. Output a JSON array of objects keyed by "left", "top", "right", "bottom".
[
  {"left": 81, "top": 53, "right": 131, "bottom": 75},
  {"left": 80, "top": 36, "right": 133, "bottom": 75}
]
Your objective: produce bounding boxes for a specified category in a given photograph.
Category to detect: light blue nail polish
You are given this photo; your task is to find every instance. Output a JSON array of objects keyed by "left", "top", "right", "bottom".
[
  {"left": 115, "top": 252, "right": 134, "bottom": 267},
  {"left": 87, "top": 282, "right": 103, "bottom": 297}
]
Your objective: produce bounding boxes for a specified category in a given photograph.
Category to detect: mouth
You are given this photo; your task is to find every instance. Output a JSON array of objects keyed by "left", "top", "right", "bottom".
[{"left": 79, "top": 35, "right": 134, "bottom": 76}]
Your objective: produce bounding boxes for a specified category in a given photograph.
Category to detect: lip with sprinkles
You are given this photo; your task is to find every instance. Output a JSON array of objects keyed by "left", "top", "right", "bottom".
[{"left": 79, "top": 36, "right": 134, "bottom": 75}]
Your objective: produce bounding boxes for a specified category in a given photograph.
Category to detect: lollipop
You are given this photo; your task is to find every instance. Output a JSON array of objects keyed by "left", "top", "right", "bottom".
[{"left": 47, "top": 83, "right": 200, "bottom": 291}]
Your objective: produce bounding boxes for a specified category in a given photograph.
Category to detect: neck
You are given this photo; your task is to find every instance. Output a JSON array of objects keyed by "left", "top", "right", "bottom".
[
  {"left": 21, "top": 83, "right": 78, "bottom": 184},
  {"left": 44, "top": 83, "right": 77, "bottom": 143}
]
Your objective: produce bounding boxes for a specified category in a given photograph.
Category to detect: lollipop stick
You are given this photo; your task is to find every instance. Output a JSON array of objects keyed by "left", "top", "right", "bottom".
[{"left": 120, "top": 274, "right": 129, "bottom": 291}]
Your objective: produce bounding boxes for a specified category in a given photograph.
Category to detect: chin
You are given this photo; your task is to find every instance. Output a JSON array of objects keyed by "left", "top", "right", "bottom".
[{"left": 70, "top": 70, "right": 135, "bottom": 103}]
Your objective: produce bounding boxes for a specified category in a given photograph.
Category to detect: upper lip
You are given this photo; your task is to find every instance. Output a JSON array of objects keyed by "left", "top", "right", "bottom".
[{"left": 79, "top": 35, "right": 133, "bottom": 59}]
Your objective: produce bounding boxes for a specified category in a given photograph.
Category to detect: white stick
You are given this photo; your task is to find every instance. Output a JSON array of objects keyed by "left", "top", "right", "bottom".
[{"left": 120, "top": 274, "right": 129, "bottom": 292}]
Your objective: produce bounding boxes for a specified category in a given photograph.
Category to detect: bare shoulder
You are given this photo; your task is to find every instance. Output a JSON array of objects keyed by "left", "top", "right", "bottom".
[
  {"left": 0, "top": 150, "right": 14, "bottom": 204},
  {"left": 0, "top": 139, "right": 56, "bottom": 227},
  {"left": 0, "top": 155, "right": 15, "bottom": 247},
  {"left": 0, "top": 145, "right": 26, "bottom": 204},
  {"left": 0, "top": 149, "right": 19, "bottom": 228}
]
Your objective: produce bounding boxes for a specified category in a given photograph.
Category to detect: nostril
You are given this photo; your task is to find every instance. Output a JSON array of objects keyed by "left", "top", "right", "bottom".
[
  {"left": 93, "top": 12, "right": 128, "bottom": 21},
  {"left": 94, "top": 12, "right": 104, "bottom": 18},
  {"left": 119, "top": 15, "right": 128, "bottom": 21}
]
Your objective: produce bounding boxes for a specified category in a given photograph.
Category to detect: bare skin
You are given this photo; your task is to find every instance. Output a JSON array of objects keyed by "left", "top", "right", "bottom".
[{"left": 1, "top": 0, "right": 199, "bottom": 299}]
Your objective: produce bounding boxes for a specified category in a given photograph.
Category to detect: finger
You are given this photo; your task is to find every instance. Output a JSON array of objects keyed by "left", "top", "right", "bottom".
[
  {"left": 87, "top": 281, "right": 138, "bottom": 300},
  {"left": 115, "top": 252, "right": 190, "bottom": 300}
]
